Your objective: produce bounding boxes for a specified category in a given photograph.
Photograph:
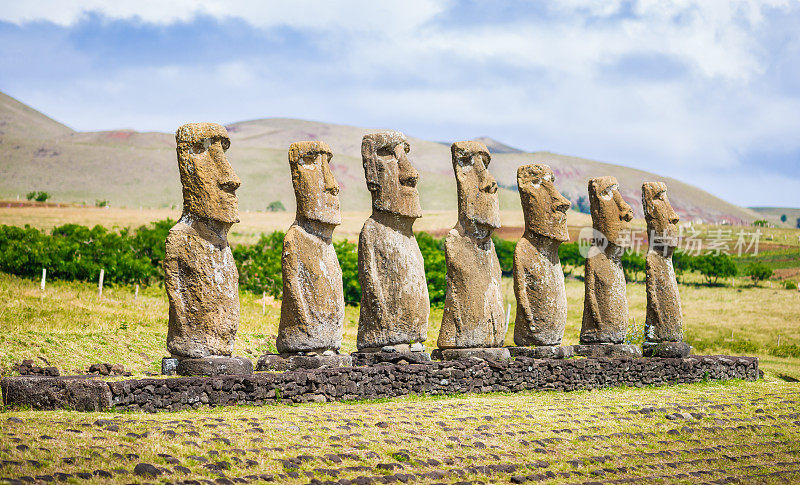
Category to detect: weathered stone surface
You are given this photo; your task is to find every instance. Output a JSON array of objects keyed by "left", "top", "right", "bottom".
[
  {"left": 573, "top": 344, "right": 642, "bottom": 358},
  {"left": 161, "top": 357, "right": 178, "bottom": 376},
  {"left": 0, "top": 376, "right": 111, "bottom": 411},
  {"left": 432, "top": 347, "right": 512, "bottom": 362},
  {"left": 257, "top": 353, "right": 352, "bottom": 372},
  {"left": 277, "top": 141, "right": 344, "bottom": 354},
  {"left": 166, "top": 122, "right": 241, "bottom": 359},
  {"left": 357, "top": 131, "right": 429, "bottom": 351},
  {"left": 643, "top": 341, "right": 691, "bottom": 358},
  {"left": 580, "top": 176, "right": 634, "bottom": 344},
  {"left": 177, "top": 356, "right": 253, "bottom": 376},
  {"left": 351, "top": 351, "right": 431, "bottom": 366},
  {"left": 513, "top": 164, "right": 571, "bottom": 347},
  {"left": 2, "top": 356, "right": 759, "bottom": 411},
  {"left": 508, "top": 345, "right": 575, "bottom": 359},
  {"left": 439, "top": 141, "right": 506, "bottom": 349},
  {"left": 642, "top": 182, "right": 684, "bottom": 347}
]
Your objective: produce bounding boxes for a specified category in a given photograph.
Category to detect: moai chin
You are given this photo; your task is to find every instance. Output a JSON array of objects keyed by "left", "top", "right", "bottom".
[
  {"left": 357, "top": 131, "right": 430, "bottom": 353},
  {"left": 513, "top": 164, "right": 571, "bottom": 347},
  {"left": 165, "top": 123, "right": 242, "bottom": 360},
  {"left": 276, "top": 141, "right": 345, "bottom": 354},
  {"left": 579, "top": 176, "right": 633, "bottom": 344},
  {"left": 437, "top": 141, "right": 507, "bottom": 352},
  {"left": 642, "top": 182, "right": 689, "bottom": 357}
]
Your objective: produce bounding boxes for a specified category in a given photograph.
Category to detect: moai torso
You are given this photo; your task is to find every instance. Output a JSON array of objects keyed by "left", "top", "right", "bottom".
[
  {"left": 358, "top": 216, "right": 429, "bottom": 349},
  {"left": 579, "top": 176, "right": 633, "bottom": 344},
  {"left": 580, "top": 247, "right": 628, "bottom": 344},
  {"left": 513, "top": 237, "right": 567, "bottom": 346},
  {"left": 277, "top": 223, "right": 344, "bottom": 353},
  {"left": 438, "top": 141, "right": 506, "bottom": 349},
  {"left": 277, "top": 141, "right": 345, "bottom": 354},
  {"left": 357, "top": 132, "right": 429, "bottom": 350},
  {"left": 166, "top": 123, "right": 241, "bottom": 359},
  {"left": 642, "top": 181, "right": 683, "bottom": 342},
  {"left": 166, "top": 217, "right": 239, "bottom": 358},
  {"left": 439, "top": 229, "right": 505, "bottom": 348},
  {"left": 512, "top": 164, "right": 571, "bottom": 347},
  {"left": 645, "top": 250, "right": 682, "bottom": 341}
]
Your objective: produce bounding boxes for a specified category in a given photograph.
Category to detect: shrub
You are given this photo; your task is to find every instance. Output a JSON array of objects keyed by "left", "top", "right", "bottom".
[
  {"left": 752, "top": 219, "right": 769, "bottom": 227},
  {"left": 267, "top": 200, "right": 286, "bottom": 212},
  {"left": 746, "top": 262, "right": 773, "bottom": 286},
  {"left": 693, "top": 252, "right": 737, "bottom": 285},
  {"left": 558, "top": 242, "right": 585, "bottom": 274},
  {"left": 233, "top": 231, "right": 285, "bottom": 298},
  {"left": 780, "top": 214, "right": 787, "bottom": 223},
  {"left": 416, "top": 232, "right": 446, "bottom": 306},
  {"left": 771, "top": 344, "right": 800, "bottom": 358},
  {"left": 491, "top": 236, "right": 515, "bottom": 276},
  {"left": 334, "top": 238, "right": 360, "bottom": 305},
  {"left": 26, "top": 191, "right": 49, "bottom": 202},
  {"left": 621, "top": 251, "right": 645, "bottom": 282},
  {"left": 784, "top": 280, "right": 798, "bottom": 290},
  {"left": 95, "top": 199, "right": 109, "bottom": 208}
]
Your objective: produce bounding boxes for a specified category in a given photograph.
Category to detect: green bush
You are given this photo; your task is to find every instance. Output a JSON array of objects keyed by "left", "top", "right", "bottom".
[
  {"left": 746, "top": 262, "right": 773, "bottom": 285},
  {"left": 26, "top": 191, "right": 49, "bottom": 202},
  {"left": 491, "top": 236, "right": 515, "bottom": 276},
  {"left": 621, "top": 251, "right": 645, "bottom": 282},
  {"left": 558, "top": 242, "right": 585, "bottom": 274},
  {"left": 693, "top": 252, "right": 737, "bottom": 285},
  {"left": 267, "top": 200, "right": 286, "bottom": 212},
  {"left": 233, "top": 231, "right": 284, "bottom": 298},
  {"left": 770, "top": 344, "right": 800, "bottom": 358},
  {"left": 416, "top": 232, "right": 446, "bottom": 306},
  {"left": 334, "top": 238, "right": 360, "bottom": 305},
  {"left": 784, "top": 280, "right": 798, "bottom": 290}
]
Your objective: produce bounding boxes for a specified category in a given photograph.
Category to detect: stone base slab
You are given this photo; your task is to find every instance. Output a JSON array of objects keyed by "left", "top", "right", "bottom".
[
  {"left": 508, "top": 345, "right": 575, "bottom": 359},
  {"left": 161, "top": 357, "right": 179, "bottom": 376},
  {"left": 431, "top": 347, "right": 512, "bottom": 361},
  {"left": 176, "top": 357, "right": 253, "bottom": 376},
  {"left": 351, "top": 351, "right": 431, "bottom": 366},
  {"left": 643, "top": 341, "right": 692, "bottom": 358},
  {"left": 256, "top": 353, "right": 352, "bottom": 372},
  {"left": 573, "top": 344, "right": 643, "bottom": 358},
  {"left": 1, "top": 356, "right": 758, "bottom": 412}
]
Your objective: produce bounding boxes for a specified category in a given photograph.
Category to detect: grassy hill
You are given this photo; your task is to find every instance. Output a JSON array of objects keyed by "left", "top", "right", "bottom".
[
  {"left": 750, "top": 207, "right": 800, "bottom": 228},
  {"left": 0, "top": 91, "right": 758, "bottom": 223}
]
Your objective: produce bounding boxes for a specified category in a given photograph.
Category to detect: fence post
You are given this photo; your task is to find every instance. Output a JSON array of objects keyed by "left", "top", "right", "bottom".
[
  {"left": 505, "top": 303, "right": 511, "bottom": 324},
  {"left": 134, "top": 284, "right": 139, "bottom": 300},
  {"left": 40, "top": 268, "right": 47, "bottom": 291},
  {"left": 262, "top": 291, "right": 266, "bottom": 315},
  {"left": 98, "top": 269, "right": 105, "bottom": 298}
]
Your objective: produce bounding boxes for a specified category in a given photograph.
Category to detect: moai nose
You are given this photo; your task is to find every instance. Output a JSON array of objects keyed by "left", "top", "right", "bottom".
[{"left": 323, "top": 159, "right": 339, "bottom": 195}]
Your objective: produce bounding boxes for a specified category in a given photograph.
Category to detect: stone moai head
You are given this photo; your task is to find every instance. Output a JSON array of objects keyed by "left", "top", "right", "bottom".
[
  {"left": 642, "top": 181, "right": 679, "bottom": 246},
  {"left": 517, "top": 164, "right": 571, "bottom": 242},
  {"left": 176, "top": 123, "right": 241, "bottom": 223},
  {"left": 452, "top": 141, "right": 501, "bottom": 230},
  {"left": 289, "top": 141, "right": 341, "bottom": 226},
  {"left": 361, "top": 131, "right": 422, "bottom": 218},
  {"left": 588, "top": 176, "right": 633, "bottom": 245}
]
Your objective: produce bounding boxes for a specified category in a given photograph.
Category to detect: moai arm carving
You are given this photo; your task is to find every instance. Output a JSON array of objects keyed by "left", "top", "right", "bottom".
[{"left": 513, "top": 243, "right": 534, "bottom": 327}]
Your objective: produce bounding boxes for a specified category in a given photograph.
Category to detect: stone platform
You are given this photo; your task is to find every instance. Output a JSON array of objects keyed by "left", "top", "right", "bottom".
[
  {"left": 1, "top": 356, "right": 759, "bottom": 412},
  {"left": 508, "top": 345, "right": 575, "bottom": 359},
  {"left": 351, "top": 351, "right": 431, "bottom": 366},
  {"left": 643, "top": 341, "right": 692, "bottom": 358},
  {"left": 573, "top": 344, "right": 643, "bottom": 358},
  {"left": 161, "top": 356, "right": 253, "bottom": 377},
  {"left": 256, "top": 353, "right": 352, "bottom": 372},
  {"left": 431, "top": 347, "right": 512, "bottom": 361}
]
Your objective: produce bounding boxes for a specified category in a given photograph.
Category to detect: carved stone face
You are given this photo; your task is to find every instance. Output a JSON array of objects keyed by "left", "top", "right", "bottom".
[
  {"left": 361, "top": 131, "right": 421, "bottom": 218},
  {"left": 642, "top": 181, "right": 679, "bottom": 246},
  {"left": 176, "top": 123, "right": 240, "bottom": 224},
  {"left": 452, "top": 141, "right": 500, "bottom": 230},
  {"left": 517, "top": 164, "right": 571, "bottom": 242},
  {"left": 588, "top": 176, "right": 633, "bottom": 245},
  {"left": 289, "top": 141, "right": 341, "bottom": 226}
]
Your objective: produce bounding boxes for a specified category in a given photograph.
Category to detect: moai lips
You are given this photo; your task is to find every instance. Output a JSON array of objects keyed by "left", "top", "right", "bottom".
[
  {"left": 165, "top": 123, "right": 241, "bottom": 359},
  {"left": 357, "top": 131, "right": 430, "bottom": 352},
  {"left": 438, "top": 141, "right": 506, "bottom": 350},
  {"left": 580, "top": 176, "right": 633, "bottom": 344},
  {"left": 277, "top": 141, "right": 345, "bottom": 354},
  {"left": 513, "top": 164, "right": 571, "bottom": 347},
  {"left": 642, "top": 182, "right": 686, "bottom": 354}
]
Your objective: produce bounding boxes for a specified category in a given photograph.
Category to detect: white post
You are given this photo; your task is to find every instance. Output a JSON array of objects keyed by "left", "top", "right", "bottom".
[
  {"left": 134, "top": 284, "right": 139, "bottom": 300},
  {"left": 505, "top": 303, "right": 511, "bottom": 324},
  {"left": 262, "top": 291, "right": 266, "bottom": 315},
  {"left": 98, "top": 269, "right": 105, "bottom": 298},
  {"left": 40, "top": 268, "right": 46, "bottom": 291},
  {"left": 777, "top": 335, "right": 781, "bottom": 347}
]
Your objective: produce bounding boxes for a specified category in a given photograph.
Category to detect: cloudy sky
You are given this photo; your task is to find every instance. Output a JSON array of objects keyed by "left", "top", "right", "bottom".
[{"left": 1, "top": 1, "right": 798, "bottom": 207}]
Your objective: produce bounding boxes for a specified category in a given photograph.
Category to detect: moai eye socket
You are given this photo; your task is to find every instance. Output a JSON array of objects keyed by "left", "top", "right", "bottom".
[
  {"left": 599, "top": 183, "right": 618, "bottom": 201},
  {"left": 190, "top": 139, "right": 211, "bottom": 155},
  {"left": 220, "top": 138, "right": 230, "bottom": 151},
  {"left": 456, "top": 151, "right": 474, "bottom": 171},
  {"left": 377, "top": 146, "right": 395, "bottom": 158}
]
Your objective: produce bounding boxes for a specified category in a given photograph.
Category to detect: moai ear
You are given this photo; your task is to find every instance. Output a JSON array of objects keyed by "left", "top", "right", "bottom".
[{"left": 361, "top": 137, "right": 380, "bottom": 193}]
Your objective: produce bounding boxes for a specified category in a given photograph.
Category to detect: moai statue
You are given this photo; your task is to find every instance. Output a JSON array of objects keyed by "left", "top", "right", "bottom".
[
  {"left": 353, "top": 131, "right": 431, "bottom": 365},
  {"left": 576, "top": 176, "right": 641, "bottom": 358},
  {"left": 642, "top": 182, "right": 690, "bottom": 357},
  {"left": 435, "top": 141, "right": 509, "bottom": 361},
  {"left": 258, "top": 141, "right": 351, "bottom": 371},
  {"left": 163, "top": 123, "right": 252, "bottom": 376},
  {"left": 510, "top": 164, "right": 574, "bottom": 359}
]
